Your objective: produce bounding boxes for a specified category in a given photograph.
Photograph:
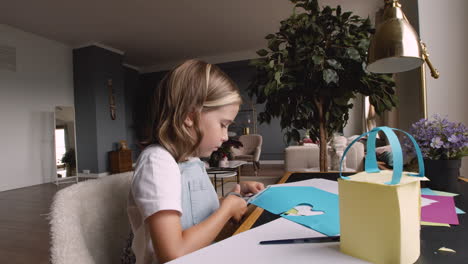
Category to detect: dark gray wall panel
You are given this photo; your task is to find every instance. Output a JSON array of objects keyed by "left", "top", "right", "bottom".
[
  {"left": 73, "top": 46, "right": 126, "bottom": 173},
  {"left": 73, "top": 47, "right": 99, "bottom": 173},
  {"left": 124, "top": 66, "right": 140, "bottom": 161}
]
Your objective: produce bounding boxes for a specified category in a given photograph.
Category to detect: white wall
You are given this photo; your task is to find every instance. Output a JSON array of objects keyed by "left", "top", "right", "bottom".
[
  {"left": 418, "top": 0, "right": 468, "bottom": 177},
  {"left": 343, "top": 95, "right": 364, "bottom": 137},
  {"left": 0, "top": 24, "right": 73, "bottom": 191}
]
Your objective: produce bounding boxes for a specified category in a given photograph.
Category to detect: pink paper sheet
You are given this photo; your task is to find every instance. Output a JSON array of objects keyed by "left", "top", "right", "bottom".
[{"left": 421, "top": 195, "right": 459, "bottom": 225}]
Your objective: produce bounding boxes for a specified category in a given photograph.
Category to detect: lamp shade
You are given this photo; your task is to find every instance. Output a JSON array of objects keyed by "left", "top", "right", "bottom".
[{"left": 367, "top": 0, "right": 424, "bottom": 73}]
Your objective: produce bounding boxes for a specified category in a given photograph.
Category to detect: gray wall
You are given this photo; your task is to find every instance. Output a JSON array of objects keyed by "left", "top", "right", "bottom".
[
  {"left": 73, "top": 47, "right": 98, "bottom": 173},
  {"left": 133, "top": 70, "right": 168, "bottom": 159},
  {"left": 73, "top": 46, "right": 127, "bottom": 173},
  {"left": 124, "top": 66, "right": 140, "bottom": 161}
]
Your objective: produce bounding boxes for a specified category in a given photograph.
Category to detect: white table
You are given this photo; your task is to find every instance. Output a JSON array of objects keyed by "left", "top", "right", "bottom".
[{"left": 167, "top": 179, "right": 369, "bottom": 264}]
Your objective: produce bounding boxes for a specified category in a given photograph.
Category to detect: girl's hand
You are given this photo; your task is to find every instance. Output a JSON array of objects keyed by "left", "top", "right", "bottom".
[
  {"left": 240, "top": 181, "right": 265, "bottom": 196},
  {"left": 221, "top": 184, "right": 247, "bottom": 222}
]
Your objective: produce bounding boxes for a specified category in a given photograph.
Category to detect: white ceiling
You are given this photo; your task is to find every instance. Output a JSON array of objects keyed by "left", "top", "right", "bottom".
[{"left": 0, "top": 0, "right": 383, "bottom": 72}]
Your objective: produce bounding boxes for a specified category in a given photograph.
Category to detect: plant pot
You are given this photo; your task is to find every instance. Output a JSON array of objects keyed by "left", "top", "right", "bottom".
[
  {"left": 219, "top": 157, "right": 229, "bottom": 168},
  {"left": 423, "top": 159, "right": 462, "bottom": 193}
]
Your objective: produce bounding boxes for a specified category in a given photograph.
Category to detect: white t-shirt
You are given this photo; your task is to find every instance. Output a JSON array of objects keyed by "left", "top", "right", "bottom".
[{"left": 127, "top": 145, "right": 182, "bottom": 264}]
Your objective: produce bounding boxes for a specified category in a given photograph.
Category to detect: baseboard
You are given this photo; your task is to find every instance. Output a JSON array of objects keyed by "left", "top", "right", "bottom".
[
  {"left": 54, "top": 176, "right": 78, "bottom": 185},
  {"left": 260, "top": 160, "right": 284, "bottom": 165},
  {"left": 77, "top": 172, "right": 110, "bottom": 179}
]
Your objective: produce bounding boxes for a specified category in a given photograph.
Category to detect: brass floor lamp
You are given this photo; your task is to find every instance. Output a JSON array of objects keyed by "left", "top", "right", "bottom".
[{"left": 367, "top": 0, "right": 439, "bottom": 119}]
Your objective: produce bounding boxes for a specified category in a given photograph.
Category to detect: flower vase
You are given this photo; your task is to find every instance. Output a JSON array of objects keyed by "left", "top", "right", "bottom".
[
  {"left": 423, "top": 159, "right": 462, "bottom": 193},
  {"left": 303, "top": 135, "right": 313, "bottom": 146},
  {"left": 219, "top": 157, "right": 229, "bottom": 168}
]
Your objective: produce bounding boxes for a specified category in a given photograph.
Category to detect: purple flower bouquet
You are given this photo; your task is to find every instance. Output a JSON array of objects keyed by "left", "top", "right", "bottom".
[{"left": 406, "top": 115, "right": 468, "bottom": 160}]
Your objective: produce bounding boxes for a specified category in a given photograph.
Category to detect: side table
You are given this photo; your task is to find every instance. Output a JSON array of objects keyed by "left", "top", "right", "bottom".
[
  {"left": 109, "top": 150, "right": 132, "bottom": 173},
  {"left": 207, "top": 170, "right": 237, "bottom": 196}
]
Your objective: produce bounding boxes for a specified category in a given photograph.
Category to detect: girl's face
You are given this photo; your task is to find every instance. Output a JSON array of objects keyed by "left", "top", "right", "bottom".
[{"left": 197, "top": 103, "right": 239, "bottom": 157}]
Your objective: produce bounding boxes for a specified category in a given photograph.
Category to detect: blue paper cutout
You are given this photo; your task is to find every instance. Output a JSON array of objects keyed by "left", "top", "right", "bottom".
[{"left": 250, "top": 186, "right": 339, "bottom": 236}]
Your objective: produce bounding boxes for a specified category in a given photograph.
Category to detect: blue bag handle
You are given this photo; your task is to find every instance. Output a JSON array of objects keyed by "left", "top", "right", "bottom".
[{"left": 339, "top": 126, "right": 425, "bottom": 185}]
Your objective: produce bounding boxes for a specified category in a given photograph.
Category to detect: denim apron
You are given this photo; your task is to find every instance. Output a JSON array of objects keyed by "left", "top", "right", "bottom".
[{"left": 178, "top": 158, "right": 220, "bottom": 229}]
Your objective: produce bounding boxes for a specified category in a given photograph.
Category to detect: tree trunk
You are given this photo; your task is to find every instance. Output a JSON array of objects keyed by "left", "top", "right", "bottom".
[{"left": 317, "top": 98, "right": 328, "bottom": 172}]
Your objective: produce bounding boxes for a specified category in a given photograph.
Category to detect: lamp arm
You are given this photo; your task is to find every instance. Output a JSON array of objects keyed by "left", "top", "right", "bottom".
[{"left": 420, "top": 41, "right": 440, "bottom": 79}]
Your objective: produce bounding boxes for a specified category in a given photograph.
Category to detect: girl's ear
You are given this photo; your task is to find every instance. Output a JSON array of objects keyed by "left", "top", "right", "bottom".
[
  {"left": 184, "top": 108, "right": 201, "bottom": 127},
  {"left": 184, "top": 113, "right": 194, "bottom": 127}
]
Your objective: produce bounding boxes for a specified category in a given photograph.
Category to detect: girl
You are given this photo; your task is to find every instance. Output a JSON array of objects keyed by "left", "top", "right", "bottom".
[{"left": 127, "top": 59, "right": 265, "bottom": 264}]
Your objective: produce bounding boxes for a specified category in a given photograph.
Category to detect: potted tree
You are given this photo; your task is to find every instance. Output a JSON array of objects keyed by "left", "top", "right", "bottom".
[
  {"left": 61, "top": 148, "right": 76, "bottom": 177},
  {"left": 248, "top": 0, "right": 397, "bottom": 171}
]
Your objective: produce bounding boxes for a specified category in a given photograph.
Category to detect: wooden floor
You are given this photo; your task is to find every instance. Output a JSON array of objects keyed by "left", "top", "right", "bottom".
[
  {"left": 239, "top": 163, "right": 284, "bottom": 177},
  {"left": 0, "top": 162, "right": 284, "bottom": 264},
  {"left": 0, "top": 182, "right": 72, "bottom": 264}
]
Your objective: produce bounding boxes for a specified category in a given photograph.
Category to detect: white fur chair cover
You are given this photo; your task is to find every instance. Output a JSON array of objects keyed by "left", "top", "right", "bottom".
[{"left": 50, "top": 172, "right": 132, "bottom": 264}]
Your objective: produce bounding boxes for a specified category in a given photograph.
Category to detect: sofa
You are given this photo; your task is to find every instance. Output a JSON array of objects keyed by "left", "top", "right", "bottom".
[{"left": 284, "top": 141, "right": 365, "bottom": 172}]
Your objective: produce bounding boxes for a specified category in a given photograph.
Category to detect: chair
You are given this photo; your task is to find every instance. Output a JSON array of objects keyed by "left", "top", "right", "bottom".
[
  {"left": 231, "top": 134, "right": 263, "bottom": 176},
  {"left": 49, "top": 172, "right": 132, "bottom": 264}
]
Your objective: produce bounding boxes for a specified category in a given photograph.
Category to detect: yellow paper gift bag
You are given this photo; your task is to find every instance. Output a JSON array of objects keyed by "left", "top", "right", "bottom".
[{"left": 338, "top": 127, "right": 426, "bottom": 264}]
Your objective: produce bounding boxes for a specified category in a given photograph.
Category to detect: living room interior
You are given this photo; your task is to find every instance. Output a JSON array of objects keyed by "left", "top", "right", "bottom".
[{"left": 1, "top": 0, "right": 467, "bottom": 263}]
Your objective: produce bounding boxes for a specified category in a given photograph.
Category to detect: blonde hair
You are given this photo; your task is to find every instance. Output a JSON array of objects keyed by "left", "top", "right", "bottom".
[{"left": 142, "top": 59, "right": 242, "bottom": 162}]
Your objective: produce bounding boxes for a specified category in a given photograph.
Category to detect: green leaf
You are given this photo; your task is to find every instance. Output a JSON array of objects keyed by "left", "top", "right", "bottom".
[
  {"left": 312, "top": 55, "right": 324, "bottom": 66},
  {"left": 326, "top": 59, "right": 343, "bottom": 70},
  {"left": 256, "top": 49, "right": 269, "bottom": 57},
  {"left": 265, "top": 34, "right": 275, "bottom": 40},
  {"left": 249, "top": 58, "right": 266, "bottom": 67},
  {"left": 323, "top": 69, "right": 339, "bottom": 84},
  {"left": 323, "top": 6, "right": 332, "bottom": 15},
  {"left": 268, "top": 38, "right": 281, "bottom": 52},
  {"left": 292, "top": 129, "right": 301, "bottom": 142},
  {"left": 358, "top": 39, "right": 369, "bottom": 50},
  {"left": 269, "top": 60, "right": 275, "bottom": 68},
  {"left": 346, "top": 47, "right": 361, "bottom": 61},
  {"left": 264, "top": 81, "right": 272, "bottom": 95},
  {"left": 333, "top": 97, "right": 349, "bottom": 106},
  {"left": 342, "top": 11, "right": 352, "bottom": 21},
  {"left": 274, "top": 71, "right": 282, "bottom": 84}
]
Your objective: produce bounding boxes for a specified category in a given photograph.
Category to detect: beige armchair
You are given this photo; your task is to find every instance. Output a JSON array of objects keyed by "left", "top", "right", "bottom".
[
  {"left": 49, "top": 173, "right": 132, "bottom": 264},
  {"left": 231, "top": 134, "right": 263, "bottom": 175}
]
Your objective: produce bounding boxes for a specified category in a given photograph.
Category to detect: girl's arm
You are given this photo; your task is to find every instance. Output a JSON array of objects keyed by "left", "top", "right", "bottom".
[{"left": 147, "top": 195, "right": 246, "bottom": 263}]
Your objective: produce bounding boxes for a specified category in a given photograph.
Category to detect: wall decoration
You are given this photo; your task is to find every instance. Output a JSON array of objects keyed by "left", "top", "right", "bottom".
[{"left": 108, "top": 79, "right": 116, "bottom": 120}]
